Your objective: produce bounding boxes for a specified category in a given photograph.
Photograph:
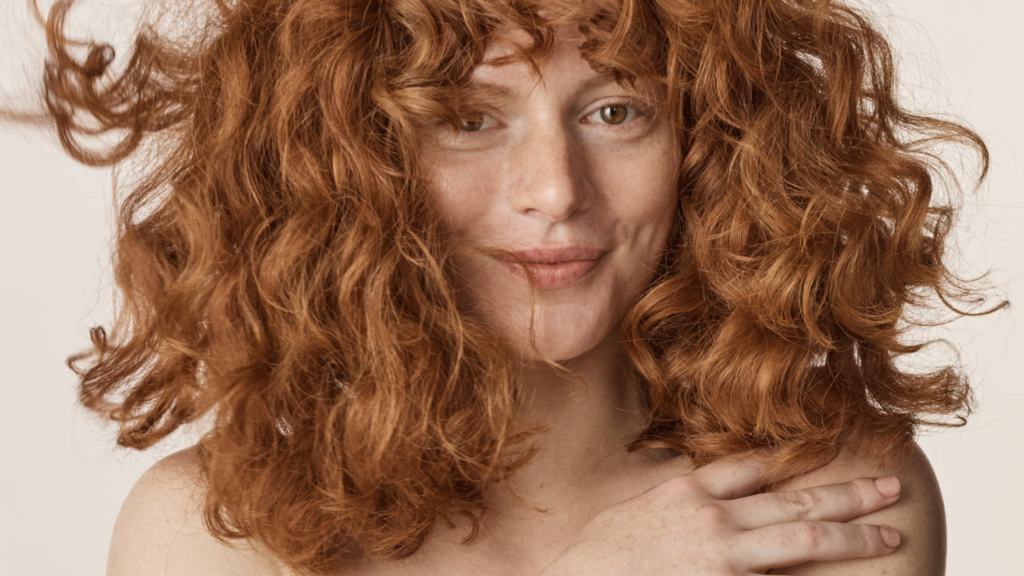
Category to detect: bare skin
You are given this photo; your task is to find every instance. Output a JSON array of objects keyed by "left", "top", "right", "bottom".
[
  {"left": 106, "top": 327, "right": 945, "bottom": 576},
  {"left": 106, "top": 23, "right": 947, "bottom": 576},
  {"left": 107, "top": 436, "right": 944, "bottom": 576}
]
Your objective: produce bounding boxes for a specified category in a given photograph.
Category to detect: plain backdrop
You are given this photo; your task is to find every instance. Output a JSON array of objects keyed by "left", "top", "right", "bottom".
[{"left": 1, "top": 0, "right": 1021, "bottom": 574}]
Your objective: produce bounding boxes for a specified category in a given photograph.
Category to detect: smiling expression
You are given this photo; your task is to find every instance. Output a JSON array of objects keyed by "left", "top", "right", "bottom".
[{"left": 420, "top": 25, "right": 681, "bottom": 362}]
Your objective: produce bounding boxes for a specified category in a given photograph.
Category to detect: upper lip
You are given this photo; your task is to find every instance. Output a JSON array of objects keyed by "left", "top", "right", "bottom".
[{"left": 503, "top": 246, "right": 608, "bottom": 263}]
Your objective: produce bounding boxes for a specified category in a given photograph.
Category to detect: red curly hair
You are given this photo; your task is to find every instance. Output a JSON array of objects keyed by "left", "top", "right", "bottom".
[{"left": 22, "top": 0, "right": 1001, "bottom": 572}]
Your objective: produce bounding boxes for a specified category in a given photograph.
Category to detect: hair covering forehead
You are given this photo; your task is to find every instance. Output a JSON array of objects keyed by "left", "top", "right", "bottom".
[
  {"left": 386, "top": 0, "right": 608, "bottom": 66},
  {"left": 33, "top": 0, "right": 996, "bottom": 572}
]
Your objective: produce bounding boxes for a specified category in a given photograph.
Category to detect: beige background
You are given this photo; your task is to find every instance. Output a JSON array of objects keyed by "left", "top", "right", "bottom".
[{"left": 2, "top": 0, "right": 1021, "bottom": 574}]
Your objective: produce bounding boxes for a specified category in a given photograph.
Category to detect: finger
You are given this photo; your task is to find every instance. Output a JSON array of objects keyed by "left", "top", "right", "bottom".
[
  {"left": 741, "top": 520, "right": 900, "bottom": 571},
  {"left": 728, "top": 476, "right": 901, "bottom": 529},
  {"left": 691, "top": 449, "right": 776, "bottom": 500}
]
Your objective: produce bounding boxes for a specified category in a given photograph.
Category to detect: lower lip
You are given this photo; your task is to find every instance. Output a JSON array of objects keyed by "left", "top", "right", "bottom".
[{"left": 496, "top": 256, "right": 604, "bottom": 290}]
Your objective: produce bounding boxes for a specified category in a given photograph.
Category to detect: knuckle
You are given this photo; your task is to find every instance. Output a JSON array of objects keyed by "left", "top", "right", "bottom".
[
  {"left": 784, "top": 489, "right": 816, "bottom": 519},
  {"left": 793, "top": 521, "right": 825, "bottom": 552},
  {"left": 693, "top": 502, "right": 730, "bottom": 525},
  {"left": 850, "top": 477, "right": 875, "bottom": 506},
  {"left": 862, "top": 524, "right": 885, "bottom": 552},
  {"left": 845, "top": 524, "right": 877, "bottom": 555}
]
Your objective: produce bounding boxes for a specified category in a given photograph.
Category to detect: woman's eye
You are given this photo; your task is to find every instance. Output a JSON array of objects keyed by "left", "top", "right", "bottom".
[
  {"left": 459, "top": 113, "right": 488, "bottom": 132},
  {"left": 600, "top": 105, "right": 629, "bottom": 124},
  {"left": 587, "top": 103, "right": 643, "bottom": 126}
]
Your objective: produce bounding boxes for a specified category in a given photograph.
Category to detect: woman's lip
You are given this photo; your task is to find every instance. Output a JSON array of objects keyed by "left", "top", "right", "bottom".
[
  {"left": 509, "top": 247, "right": 608, "bottom": 263},
  {"left": 495, "top": 248, "right": 607, "bottom": 290}
]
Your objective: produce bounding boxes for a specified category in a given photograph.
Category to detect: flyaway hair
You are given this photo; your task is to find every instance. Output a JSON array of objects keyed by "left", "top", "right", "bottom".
[{"left": 19, "top": 0, "right": 1004, "bottom": 573}]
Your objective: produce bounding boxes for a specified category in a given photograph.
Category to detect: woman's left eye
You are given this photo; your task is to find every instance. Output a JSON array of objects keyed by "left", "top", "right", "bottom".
[{"left": 585, "top": 103, "right": 644, "bottom": 126}]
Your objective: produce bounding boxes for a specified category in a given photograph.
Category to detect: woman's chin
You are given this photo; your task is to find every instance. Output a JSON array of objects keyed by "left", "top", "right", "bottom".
[
  {"left": 506, "top": 315, "right": 619, "bottom": 364},
  {"left": 512, "top": 338, "right": 596, "bottom": 364}
]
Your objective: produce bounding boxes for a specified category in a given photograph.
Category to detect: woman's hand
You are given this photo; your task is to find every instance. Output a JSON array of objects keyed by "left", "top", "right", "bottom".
[{"left": 537, "top": 450, "right": 902, "bottom": 576}]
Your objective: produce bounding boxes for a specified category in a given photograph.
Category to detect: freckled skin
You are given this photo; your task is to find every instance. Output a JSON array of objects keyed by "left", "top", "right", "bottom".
[
  {"left": 420, "top": 25, "right": 680, "bottom": 362},
  {"left": 106, "top": 24, "right": 947, "bottom": 576}
]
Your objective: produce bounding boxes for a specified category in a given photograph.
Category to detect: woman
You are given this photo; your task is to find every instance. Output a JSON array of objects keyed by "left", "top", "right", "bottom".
[{"left": 23, "top": 0, "right": 1001, "bottom": 574}]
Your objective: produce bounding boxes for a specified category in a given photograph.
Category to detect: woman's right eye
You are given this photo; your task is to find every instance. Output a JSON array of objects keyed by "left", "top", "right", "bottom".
[{"left": 458, "top": 113, "right": 491, "bottom": 133}]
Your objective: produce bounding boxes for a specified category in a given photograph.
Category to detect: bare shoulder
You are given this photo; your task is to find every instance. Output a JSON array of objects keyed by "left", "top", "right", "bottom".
[
  {"left": 107, "top": 446, "right": 286, "bottom": 576},
  {"left": 770, "top": 442, "right": 945, "bottom": 575}
]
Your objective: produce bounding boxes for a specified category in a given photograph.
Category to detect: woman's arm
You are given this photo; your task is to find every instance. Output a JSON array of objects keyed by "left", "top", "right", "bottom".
[
  {"left": 768, "top": 443, "right": 945, "bottom": 575},
  {"left": 106, "top": 448, "right": 283, "bottom": 576}
]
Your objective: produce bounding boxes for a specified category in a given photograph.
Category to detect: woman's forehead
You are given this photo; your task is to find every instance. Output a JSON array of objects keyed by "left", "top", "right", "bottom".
[
  {"left": 479, "top": 21, "right": 584, "bottom": 65},
  {"left": 470, "top": 25, "right": 660, "bottom": 103},
  {"left": 472, "top": 23, "right": 590, "bottom": 88}
]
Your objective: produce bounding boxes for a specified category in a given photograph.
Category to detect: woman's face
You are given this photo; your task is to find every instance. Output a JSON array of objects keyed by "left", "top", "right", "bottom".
[{"left": 421, "top": 27, "right": 680, "bottom": 362}]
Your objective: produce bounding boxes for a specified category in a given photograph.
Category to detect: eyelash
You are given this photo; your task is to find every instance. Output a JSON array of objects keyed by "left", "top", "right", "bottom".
[{"left": 456, "top": 99, "right": 652, "bottom": 134}]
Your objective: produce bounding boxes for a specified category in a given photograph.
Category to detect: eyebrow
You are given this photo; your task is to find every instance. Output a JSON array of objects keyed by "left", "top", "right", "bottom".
[
  {"left": 460, "top": 81, "right": 517, "bottom": 102},
  {"left": 571, "top": 74, "right": 621, "bottom": 95}
]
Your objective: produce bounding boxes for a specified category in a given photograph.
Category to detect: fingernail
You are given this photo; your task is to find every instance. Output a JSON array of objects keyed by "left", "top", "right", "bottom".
[
  {"left": 880, "top": 526, "right": 901, "bottom": 548},
  {"left": 875, "top": 476, "right": 901, "bottom": 498}
]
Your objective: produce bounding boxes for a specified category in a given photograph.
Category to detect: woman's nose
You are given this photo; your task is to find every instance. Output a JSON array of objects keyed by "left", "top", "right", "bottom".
[{"left": 507, "top": 123, "right": 595, "bottom": 222}]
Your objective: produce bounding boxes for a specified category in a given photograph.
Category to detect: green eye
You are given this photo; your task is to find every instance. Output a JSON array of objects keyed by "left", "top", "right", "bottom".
[{"left": 599, "top": 105, "right": 629, "bottom": 125}]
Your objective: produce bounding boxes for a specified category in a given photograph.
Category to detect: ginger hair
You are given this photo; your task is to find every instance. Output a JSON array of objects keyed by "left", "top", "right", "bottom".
[{"left": 21, "top": 0, "right": 1002, "bottom": 572}]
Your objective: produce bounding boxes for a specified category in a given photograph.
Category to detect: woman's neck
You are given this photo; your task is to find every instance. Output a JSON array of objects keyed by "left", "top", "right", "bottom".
[
  {"left": 514, "top": 327, "right": 648, "bottom": 480},
  {"left": 361, "top": 332, "right": 682, "bottom": 576},
  {"left": 482, "top": 326, "right": 666, "bottom": 530},
  {"left": 438, "top": 331, "right": 674, "bottom": 573}
]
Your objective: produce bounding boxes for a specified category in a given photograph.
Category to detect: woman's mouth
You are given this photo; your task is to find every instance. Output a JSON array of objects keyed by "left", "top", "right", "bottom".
[{"left": 495, "top": 246, "right": 607, "bottom": 290}]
